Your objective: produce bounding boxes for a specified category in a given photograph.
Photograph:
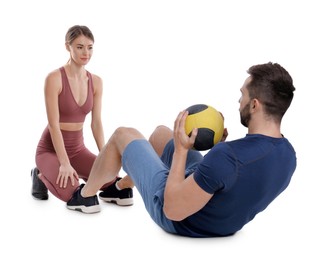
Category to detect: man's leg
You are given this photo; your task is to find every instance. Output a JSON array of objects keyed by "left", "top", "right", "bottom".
[
  {"left": 118, "top": 125, "right": 173, "bottom": 189},
  {"left": 149, "top": 125, "right": 173, "bottom": 157},
  {"left": 81, "top": 127, "right": 146, "bottom": 197}
]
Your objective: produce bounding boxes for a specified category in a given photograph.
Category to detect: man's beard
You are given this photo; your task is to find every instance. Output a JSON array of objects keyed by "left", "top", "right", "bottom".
[{"left": 240, "top": 102, "right": 251, "bottom": 127}]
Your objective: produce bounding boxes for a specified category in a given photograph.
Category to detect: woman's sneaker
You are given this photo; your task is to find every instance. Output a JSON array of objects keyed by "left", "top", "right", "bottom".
[
  {"left": 67, "top": 184, "right": 101, "bottom": 214},
  {"left": 31, "top": 167, "right": 49, "bottom": 200},
  {"left": 99, "top": 177, "right": 133, "bottom": 206}
]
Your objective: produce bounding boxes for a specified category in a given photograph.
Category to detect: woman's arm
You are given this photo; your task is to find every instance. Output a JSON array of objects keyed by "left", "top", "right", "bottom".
[
  {"left": 90, "top": 74, "right": 105, "bottom": 151},
  {"left": 44, "top": 70, "right": 78, "bottom": 188}
]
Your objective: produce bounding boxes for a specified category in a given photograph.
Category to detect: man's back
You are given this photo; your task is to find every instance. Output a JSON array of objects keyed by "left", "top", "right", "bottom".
[{"left": 172, "top": 134, "right": 296, "bottom": 237}]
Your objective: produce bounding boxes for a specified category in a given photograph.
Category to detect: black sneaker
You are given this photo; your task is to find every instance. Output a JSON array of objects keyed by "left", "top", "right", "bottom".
[
  {"left": 99, "top": 177, "right": 133, "bottom": 206},
  {"left": 67, "top": 184, "right": 101, "bottom": 214},
  {"left": 31, "top": 167, "right": 48, "bottom": 200}
]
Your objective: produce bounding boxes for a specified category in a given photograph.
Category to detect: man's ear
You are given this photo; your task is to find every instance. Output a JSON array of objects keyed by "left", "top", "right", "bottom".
[{"left": 250, "top": 98, "right": 260, "bottom": 111}]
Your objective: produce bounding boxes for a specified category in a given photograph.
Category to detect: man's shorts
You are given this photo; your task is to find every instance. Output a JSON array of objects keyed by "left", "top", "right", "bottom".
[{"left": 122, "top": 139, "right": 203, "bottom": 234}]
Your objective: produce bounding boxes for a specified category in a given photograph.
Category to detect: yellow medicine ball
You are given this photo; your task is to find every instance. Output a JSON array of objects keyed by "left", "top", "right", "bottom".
[{"left": 185, "top": 104, "right": 224, "bottom": 151}]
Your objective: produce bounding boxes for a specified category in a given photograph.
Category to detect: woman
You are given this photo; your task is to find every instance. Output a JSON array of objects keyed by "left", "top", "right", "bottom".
[{"left": 31, "top": 25, "right": 134, "bottom": 208}]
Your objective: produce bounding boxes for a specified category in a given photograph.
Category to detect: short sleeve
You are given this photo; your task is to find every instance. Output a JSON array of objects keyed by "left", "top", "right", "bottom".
[{"left": 193, "top": 142, "right": 238, "bottom": 194}]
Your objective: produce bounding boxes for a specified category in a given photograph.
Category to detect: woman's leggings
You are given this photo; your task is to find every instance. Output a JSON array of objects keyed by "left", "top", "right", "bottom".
[{"left": 35, "top": 128, "right": 115, "bottom": 202}]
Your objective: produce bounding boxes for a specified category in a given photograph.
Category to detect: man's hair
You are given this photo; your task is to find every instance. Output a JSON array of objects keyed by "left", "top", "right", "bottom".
[{"left": 247, "top": 62, "right": 295, "bottom": 121}]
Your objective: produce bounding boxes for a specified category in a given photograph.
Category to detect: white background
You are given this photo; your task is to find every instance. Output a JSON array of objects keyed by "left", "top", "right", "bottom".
[{"left": 1, "top": 0, "right": 326, "bottom": 259}]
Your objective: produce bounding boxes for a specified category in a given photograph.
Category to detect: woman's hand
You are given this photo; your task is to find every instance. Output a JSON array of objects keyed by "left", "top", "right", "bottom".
[{"left": 56, "top": 164, "right": 79, "bottom": 188}]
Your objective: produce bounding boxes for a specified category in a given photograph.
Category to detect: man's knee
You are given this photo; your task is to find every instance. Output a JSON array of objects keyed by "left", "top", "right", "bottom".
[
  {"left": 113, "top": 127, "right": 145, "bottom": 144},
  {"left": 149, "top": 125, "right": 173, "bottom": 156},
  {"left": 150, "top": 125, "right": 171, "bottom": 139}
]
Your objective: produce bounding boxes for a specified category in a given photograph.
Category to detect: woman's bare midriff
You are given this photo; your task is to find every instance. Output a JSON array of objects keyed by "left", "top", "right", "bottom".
[{"left": 60, "top": 122, "right": 84, "bottom": 131}]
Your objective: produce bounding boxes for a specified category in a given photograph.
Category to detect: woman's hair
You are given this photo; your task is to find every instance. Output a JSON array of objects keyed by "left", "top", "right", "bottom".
[
  {"left": 65, "top": 25, "right": 94, "bottom": 45},
  {"left": 247, "top": 62, "right": 295, "bottom": 120}
]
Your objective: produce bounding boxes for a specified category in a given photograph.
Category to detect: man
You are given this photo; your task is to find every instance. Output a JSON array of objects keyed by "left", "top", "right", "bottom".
[{"left": 67, "top": 62, "right": 296, "bottom": 238}]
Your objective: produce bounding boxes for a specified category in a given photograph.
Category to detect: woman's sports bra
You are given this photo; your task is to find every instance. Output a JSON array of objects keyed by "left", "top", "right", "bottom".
[{"left": 58, "top": 67, "right": 94, "bottom": 123}]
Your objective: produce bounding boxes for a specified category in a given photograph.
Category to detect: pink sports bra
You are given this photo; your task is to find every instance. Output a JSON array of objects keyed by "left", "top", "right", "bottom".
[{"left": 58, "top": 67, "right": 94, "bottom": 123}]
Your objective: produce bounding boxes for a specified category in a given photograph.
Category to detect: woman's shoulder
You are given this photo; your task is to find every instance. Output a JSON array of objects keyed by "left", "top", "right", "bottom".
[
  {"left": 88, "top": 71, "right": 102, "bottom": 83},
  {"left": 44, "top": 68, "right": 62, "bottom": 89},
  {"left": 45, "top": 68, "right": 62, "bottom": 81},
  {"left": 88, "top": 72, "right": 103, "bottom": 91}
]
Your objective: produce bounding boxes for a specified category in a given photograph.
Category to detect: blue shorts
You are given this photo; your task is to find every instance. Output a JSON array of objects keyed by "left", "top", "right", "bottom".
[{"left": 122, "top": 139, "right": 203, "bottom": 234}]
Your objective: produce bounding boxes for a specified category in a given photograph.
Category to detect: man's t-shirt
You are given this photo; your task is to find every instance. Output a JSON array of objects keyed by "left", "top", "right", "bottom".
[{"left": 172, "top": 134, "right": 297, "bottom": 237}]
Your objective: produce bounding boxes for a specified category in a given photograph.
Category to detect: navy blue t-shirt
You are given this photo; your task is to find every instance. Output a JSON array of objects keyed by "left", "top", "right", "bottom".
[{"left": 172, "top": 134, "right": 296, "bottom": 237}]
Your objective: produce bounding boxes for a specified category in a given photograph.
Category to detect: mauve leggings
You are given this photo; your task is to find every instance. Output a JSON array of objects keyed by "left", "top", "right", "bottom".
[{"left": 35, "top": 127, "right": 114, "bottom": 202}]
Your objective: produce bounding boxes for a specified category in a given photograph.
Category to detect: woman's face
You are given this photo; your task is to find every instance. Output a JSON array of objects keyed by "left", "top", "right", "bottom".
[{"left": 67, "top": 35, "right": 94, "bottom": 66}]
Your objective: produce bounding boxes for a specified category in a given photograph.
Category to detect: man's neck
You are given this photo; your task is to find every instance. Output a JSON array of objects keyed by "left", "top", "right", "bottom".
[{"left": 248, "top": 120, "right": 282, "bottom": 138}]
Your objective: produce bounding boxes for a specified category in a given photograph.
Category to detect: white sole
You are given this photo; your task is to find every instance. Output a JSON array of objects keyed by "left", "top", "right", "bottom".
[
  {"left": 99, "top": 197, "right": 134, "bottom": 206},
  {"left": 67, "top": 205, "right": 101, "bottom": 214}
]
